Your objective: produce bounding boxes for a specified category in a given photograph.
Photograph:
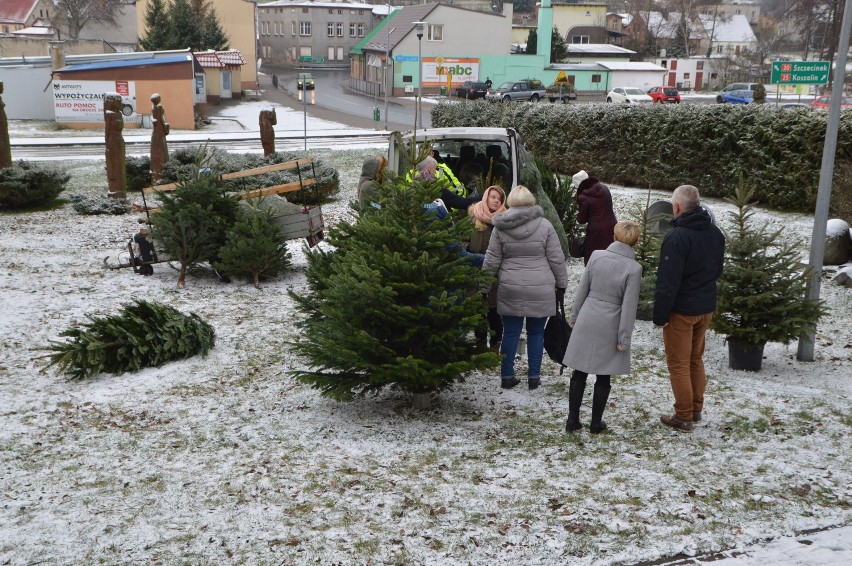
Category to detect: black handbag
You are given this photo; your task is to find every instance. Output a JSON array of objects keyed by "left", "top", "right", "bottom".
[
  {"left": 568, "top": 234, "right": 585, "bottom": 259},
  {"left": 544, "top": 297, "right": 572, "bottom": 374}
]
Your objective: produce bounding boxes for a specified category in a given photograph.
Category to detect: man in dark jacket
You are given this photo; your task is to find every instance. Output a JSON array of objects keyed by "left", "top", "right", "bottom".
[{"left": 654, "top": 185, "right": 725, "bottom": 433}]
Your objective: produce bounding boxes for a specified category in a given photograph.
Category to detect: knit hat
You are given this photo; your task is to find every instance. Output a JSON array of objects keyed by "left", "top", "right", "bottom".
[{"left": 572, "top": 170, "right": 589, "bottom": 187}]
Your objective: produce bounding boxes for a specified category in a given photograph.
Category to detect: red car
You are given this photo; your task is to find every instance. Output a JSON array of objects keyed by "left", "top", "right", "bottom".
[
  {"left": 810, "top": 96, "right": 852, "bottom": 109},
  {"left": 647, "top": 86, "right": 681, "bottom": 104}
]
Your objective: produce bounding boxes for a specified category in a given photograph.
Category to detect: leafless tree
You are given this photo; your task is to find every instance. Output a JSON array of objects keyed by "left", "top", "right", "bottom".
[{"left": 51, "top": 0, "right": 120, "bottom": 40}]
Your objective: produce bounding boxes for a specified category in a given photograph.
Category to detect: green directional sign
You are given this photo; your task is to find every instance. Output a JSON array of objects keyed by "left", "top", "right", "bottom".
[{"left": 770, "top": 61, "right": 830, "bottom": 85}]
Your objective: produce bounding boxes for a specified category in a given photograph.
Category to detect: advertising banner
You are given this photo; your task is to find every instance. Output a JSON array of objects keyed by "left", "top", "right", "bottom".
[
  {"left": 53, "top": 80, "right": 137, "bottom": 123},
  {"left": 421, "top": 57, "right": 480, "bottom": 86}
]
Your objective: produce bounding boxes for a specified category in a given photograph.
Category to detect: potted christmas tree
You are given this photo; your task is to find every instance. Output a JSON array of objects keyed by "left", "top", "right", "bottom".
[{"left": 711, "top": 177, "right": 825, "bottom": 371}]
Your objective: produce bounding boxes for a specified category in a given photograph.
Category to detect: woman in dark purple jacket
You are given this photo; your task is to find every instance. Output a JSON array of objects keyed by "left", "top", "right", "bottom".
[{"left": 576, "top": 175, "right": 618, "bottom": 265}]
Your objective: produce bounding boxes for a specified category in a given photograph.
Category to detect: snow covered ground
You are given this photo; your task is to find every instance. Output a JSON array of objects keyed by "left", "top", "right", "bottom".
[{"left": 0, "top": 106, "right": 850, "bottom": 565}]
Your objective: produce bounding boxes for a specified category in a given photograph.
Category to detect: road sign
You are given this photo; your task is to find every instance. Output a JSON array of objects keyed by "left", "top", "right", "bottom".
[
  {"left": 313, "top": 57, "right": 325, "bottom": 63},
  {"left": 770, "top": 61, "right": 830, "bottom": 85},
  {"left": 298, "top": 56, "right": 312, "bottom": 62},
  {"left": 395, "top": 55, "right": 418, "bottom": 62}
]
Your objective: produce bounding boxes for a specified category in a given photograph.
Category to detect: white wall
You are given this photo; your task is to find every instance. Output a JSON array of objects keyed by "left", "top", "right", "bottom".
[
  {"left": 607, "top": 71, "right": 667, "bottom": 91},
  {"left": 1, "top": 66, "right": 55, "bottom": 119}
]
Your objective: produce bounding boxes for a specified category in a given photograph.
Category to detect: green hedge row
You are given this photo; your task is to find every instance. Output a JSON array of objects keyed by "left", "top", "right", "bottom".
[{"left": 431, "top": 101, "right": 852, "bottom": 212}]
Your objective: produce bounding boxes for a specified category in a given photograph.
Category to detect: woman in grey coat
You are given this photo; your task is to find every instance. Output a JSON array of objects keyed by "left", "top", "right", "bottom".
[
  {"left": 482, "top": 186, "right": 569, "bottom": 390},
  {"left": 563, "top": 221, "right": 642, "bottom": 433}
]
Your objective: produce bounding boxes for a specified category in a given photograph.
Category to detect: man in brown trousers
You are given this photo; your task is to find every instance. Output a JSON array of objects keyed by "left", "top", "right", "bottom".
[{"left": 653, "top": 185, "right": 725, "bottom": 432}]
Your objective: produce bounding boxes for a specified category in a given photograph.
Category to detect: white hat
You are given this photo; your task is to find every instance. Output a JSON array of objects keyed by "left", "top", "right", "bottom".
[{"left": 572, "top": 170, "right": 589, "bottom": 187}]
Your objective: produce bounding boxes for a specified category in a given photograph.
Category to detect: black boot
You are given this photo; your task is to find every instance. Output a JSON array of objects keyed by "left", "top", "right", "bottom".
[
  {"left": 565, "top": 371, "right": 587, "bottom": 432},
  {"left": 589, "top": 376, "right": 611, "bottom": 434}
]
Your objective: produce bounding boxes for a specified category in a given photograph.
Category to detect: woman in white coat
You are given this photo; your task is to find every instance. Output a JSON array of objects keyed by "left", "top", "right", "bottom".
[{"left": 563, "top": 221, "right": 642, "bottom": 433}]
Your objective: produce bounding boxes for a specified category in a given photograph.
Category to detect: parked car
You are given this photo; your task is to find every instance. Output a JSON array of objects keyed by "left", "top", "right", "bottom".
[
  {"left": 455, "top": 80, "right": 488, "bottom": 100},
  {"left": 297, "top": 73, "right": 315, "bottom": 90},
  {"left": 810, "top": 96, "right": 852, "bottom": 109},
  {"left": 606, "top": 87, "right": 653, "bottom": 104},
  {"left": 647, "top": 86, "right": 681, "bottom": 104},
  {"left": 485, "top": 79, "right": 546, "bottom": 103},
  {"left": 778, "top": 102, "right": 810, "bottom": 110},
  {"left": 715, "top": 83, "right": 761, "bottom": 103},
  {"left": 545, "top": 81, "right": 577, "bottom": 103},
  {"left": 720, "top": 90, "right": 754, "bottom": 104}
]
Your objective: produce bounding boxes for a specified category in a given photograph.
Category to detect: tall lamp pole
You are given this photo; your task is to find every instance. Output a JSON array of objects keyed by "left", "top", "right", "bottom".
[
  {"left": 384, "top": 15, "right": 395, "bottom": 131},
  {"left": 414, "top": 21, "right": 425, "bottom": 130}
]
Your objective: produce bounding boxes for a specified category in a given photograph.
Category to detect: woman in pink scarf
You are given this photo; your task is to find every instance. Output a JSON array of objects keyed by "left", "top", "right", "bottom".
[{"left": 468, "top": 186, "right": 507, "bottom": 351}]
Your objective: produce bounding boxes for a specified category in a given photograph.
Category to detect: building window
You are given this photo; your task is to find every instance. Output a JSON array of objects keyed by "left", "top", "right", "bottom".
[
  {"left": 684, "top": 73, "right": 690, "bottom": 79},
  {"left": 328, "top": 22, "right": 334, "bottom": 37},
  {"left": 428, "top": 24, "right": 443, "bottom": 41},
  {"left": 591, "top": 74, "right": 601, "bottom": 83},
  {"left": 661, "top": 60, "right": 667, "bottom": 68},
  {"left": 697, "top": 61, "right": 704, "bottom": 70},
  {"left": 328, "top": 9, "right": 333, "bottom": 14},
  {"left": 350, "top": 23, "right": 357, "bottom": 37},
  {"left": 571, "top": 35, "right": 590, "bottom": 44},
  {"left": 300, "top": 21, "right": 311, "bottom": 36},
  {"left": 336, "top": 23, "right": 343, "bottom": 37},
  {"left": 338, "top": 9, "right": 342, "bottom": 14},
  {"left": 717, "top": 45, "right": 723, "bottom": 54},
  {"left": 710, "top": 72, "right": 718, "bottom": 79},
  {"left": 337, "top": 46, "right": 344, "bottom": 60},
  {"left": 357, "top": 23, "right": 364, "bottom": 37},
  {"left": 328, "top": 47, "right": 335, "bottom": 61},
  {"left": 302, "top": 8, "right": 308, "bottom": 13},
  {"left": 292, "top": 21, "right": 296, "bottom": 36}
]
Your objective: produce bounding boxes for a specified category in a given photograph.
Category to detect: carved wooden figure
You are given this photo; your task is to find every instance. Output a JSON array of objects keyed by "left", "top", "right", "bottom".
[
  {"left": 104, "top": 93, "right": 127, "bottom": 199},
  {"left": 259, "top": 108, "right": 277, "bottom": 156},
  {"left": 0, "top": 82, "right": 11, "bottom": 169},
  {"left": 150, "top": 93, "right": 170, "bottom": 182}
]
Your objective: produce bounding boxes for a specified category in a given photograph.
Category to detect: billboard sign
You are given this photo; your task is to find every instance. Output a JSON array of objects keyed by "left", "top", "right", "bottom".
[
  {"left": 422, "top": 57, "right": 480, "bottom": 86},
  {"left": 52, "top": 80, "right": 137, "bottom": 122}
]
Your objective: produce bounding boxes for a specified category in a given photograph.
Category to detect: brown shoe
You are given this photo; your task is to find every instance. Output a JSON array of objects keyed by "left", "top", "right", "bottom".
[
  {"left": 660, "top": 414, "right": 693, "bottom": 433},
  {"left": 693, "top": 411, "right": 702, "bottom": 423}
]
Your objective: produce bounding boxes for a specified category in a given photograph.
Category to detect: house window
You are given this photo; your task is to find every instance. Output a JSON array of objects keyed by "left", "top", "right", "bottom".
[
  {"left": 357, "top": 23, "right": 364, "bottom": 37},
  {"left": 292, "top": 21, "right": 296, "bottom": 36},
  {"left": 261, "top": 22, "right": 268, "bottom": 35},
  {"left": 428, "top": 24, "right": 443, "bottom": 41},
  {"left": 684, "top": 73, "right": 690, "bottom": 79},
  {"left": 338, "top": 9, "right": 342, "bottom": 14},
  {"left": 329, "top": 9, "right": 333, "bottom": 14},
  {"left": 710, "top": 72, "right": 718, "bottom": 79},
  {"left": 328, "top": 47, "right": 335, "bottom": 61},
  {"left": 717, "top": 45, "right": 723, "bottom": 54},
  {"left": 300, "top": 21, "right": 311, "bottom": 36},
  {"left": 302, "top": 8, "right": 308, "bottom": 13},
  {"left": 586, "top": 10, "right": 591, "bottom": 16},
  {"left": 350, "top": 23, "right": 357, "bottom": 37},
  {"left": 328, "top": 23, "right": 334, "bottom": 37},
  {"left": 661, "top": 60, "right": 667, "bottom": 68},
  {"left": 337, "top": 46, "right": 344, "bottom": 60},
  {"left": 697, "top": 61, "right": 704, "bottom": 70},
  {"left": 336, "top": 23, "right": 343, "bottom": 37},
  {"left": 591, "top": 74, "right": 601, "bottom": 83},
  {"left": 571, "top": 35, "right": 590, "bottom": 44}
]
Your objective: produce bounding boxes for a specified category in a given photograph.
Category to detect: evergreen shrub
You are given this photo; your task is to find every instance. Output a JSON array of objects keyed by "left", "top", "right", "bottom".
[
  {"left": 431, "top": 102, "right": 852, "bottom": 213},
  {"left": 289, "top": 178, "right": 498, "bottom": 402},
  {"left": 68, "top": 194, "right": 131, "bottom": 215},
  {"left": 44, "top": 299, "right": 215, "bottom": 380},
  {"left": 214, "top": 205, "right": 292, "bottom": 287},
  {"left": 125, "top": 156, "right": 152, "bottom": 192},
  {"left": 0, "top": 161, "right": 70, "bottom": 210}
]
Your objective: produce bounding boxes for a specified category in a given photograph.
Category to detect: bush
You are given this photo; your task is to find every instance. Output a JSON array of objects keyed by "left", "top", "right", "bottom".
[
  {"left": 68, "top": 194, "right": 131, "bottom": 215},
  {"left": 159, "top": 147, "right": 340, "bottom": 205},
  {"left": 0, "top": 161, "right": 70, "bottom": 210},
  {"left": 43, "top": 299, "right": 215, "bottom": 380},
  {"left": 214, "top": 206, "right": 292, "bottom": 287},
  {"left": 125, "top": 156, "right": 152, "bottom": 193},
  {"left": 431, "top": 101, "right": 852, "bottom": 213}
]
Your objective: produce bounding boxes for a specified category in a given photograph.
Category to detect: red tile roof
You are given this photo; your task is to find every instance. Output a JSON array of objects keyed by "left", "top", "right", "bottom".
[
  {"left": 0, "top": 0, "right": 39, "bottom": 24},
  {"left": 194, "top": 50, "right": 246, "bottom": 69}
]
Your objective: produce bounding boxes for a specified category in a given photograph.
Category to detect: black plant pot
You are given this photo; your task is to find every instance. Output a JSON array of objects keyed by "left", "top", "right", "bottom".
[{"left": 727, "top": 339, "right": 766, "bottom": 371}]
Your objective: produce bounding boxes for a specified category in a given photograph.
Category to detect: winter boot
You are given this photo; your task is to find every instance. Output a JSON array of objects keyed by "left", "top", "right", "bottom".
[
  {"left": 589, "top": 379, "right": 611, "bottom": 434},
  {"left": 565, "top": 373, "right": 587, "bottom": 432},
  {"left": 501, "top": 377, "right": 521, "bottom": 389}
]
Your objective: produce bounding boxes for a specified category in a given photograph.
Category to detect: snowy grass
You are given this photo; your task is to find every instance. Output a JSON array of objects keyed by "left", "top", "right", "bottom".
[{"left": 0, "top": 148, "right": 849, "bottom": 565}]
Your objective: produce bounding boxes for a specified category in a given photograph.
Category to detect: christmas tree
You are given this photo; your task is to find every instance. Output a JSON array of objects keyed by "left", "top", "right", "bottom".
[
  {"left": 214, "top": 205, "right": 291, "bottom": 287},
  {"left": 711, "top": 175, "right": 825, "bottom": 345},
  {"left": 289, "top": 176, "right": 498, "bottom": 405},
  {"left": 632, "top": 187, "right": 665, "bottom": 319}
]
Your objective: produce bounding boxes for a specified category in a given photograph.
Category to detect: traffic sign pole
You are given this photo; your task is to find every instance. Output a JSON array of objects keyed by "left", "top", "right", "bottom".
[{"left": 797, "top": 0, "right": 852, "bottom": 361}]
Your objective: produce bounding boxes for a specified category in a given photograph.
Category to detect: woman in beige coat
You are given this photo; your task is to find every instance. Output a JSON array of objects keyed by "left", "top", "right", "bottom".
[
  {"left": 482, "top": 186, "right": 568, "bottom": 390},
  {"left": 468, "top": 186, "right": 507, "bottom": 352},
  {"left": 563, "top": 221, "right": 642, "bottom": 433}
]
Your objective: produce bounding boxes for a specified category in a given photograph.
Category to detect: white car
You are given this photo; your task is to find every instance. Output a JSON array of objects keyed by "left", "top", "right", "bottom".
[{"left": 606, "top": 87, "right": 653, "bottom": 104}]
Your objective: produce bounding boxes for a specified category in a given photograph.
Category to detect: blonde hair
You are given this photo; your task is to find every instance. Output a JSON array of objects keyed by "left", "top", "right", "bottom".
[
  {"left": 614, "top": 220, "right": 642, "bottom": 247},
  {"left": 506, "top": 185, "right": 535, "bottom": 208}
]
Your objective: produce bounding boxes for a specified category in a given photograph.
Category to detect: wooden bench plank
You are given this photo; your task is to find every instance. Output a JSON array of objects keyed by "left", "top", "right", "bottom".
[
  {"left": 238, "top": 178, "right": 316, "bottom": 200},
  {"left": 142, "top": 158, "right": 314, "bottom": 194}
]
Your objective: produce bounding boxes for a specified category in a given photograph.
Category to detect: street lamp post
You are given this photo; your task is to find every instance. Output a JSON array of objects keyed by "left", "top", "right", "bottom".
[
  {"left": 414, "top": 21, "right": 426, "bottom": 130},
  {"left": 384, "top": 15, "right": 395, "bottom": 131}
]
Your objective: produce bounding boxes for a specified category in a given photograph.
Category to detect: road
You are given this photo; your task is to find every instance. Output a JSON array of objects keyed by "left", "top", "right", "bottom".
[{"left": 262, "top": 67, "right": 428, "bottom": 131}]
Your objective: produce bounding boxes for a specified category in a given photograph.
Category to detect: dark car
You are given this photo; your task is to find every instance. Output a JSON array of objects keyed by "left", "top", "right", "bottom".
[
  {"left": 455, "top": 81, "right": 488, "bottom": 99},
  {"left": 647, "top": 86, "right": 681, "bottom": 103},
  {"left": 297, "top": 73, "right": 315, "bottom": 90}
]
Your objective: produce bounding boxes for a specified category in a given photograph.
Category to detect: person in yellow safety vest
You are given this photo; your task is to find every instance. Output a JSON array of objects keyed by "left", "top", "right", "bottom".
[{"left": 407, "top": 156, "right": 467, "bottom": 198}]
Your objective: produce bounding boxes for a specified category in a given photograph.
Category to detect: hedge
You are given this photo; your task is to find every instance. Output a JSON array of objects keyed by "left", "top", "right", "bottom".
[{"left": 431, "top": 101, "right": 852, "bottom": 213}]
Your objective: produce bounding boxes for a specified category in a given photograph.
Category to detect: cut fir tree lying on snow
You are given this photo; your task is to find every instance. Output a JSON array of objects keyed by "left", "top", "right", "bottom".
[{"left": 42, "top": 300, "right": 215, "bottom": 380}]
